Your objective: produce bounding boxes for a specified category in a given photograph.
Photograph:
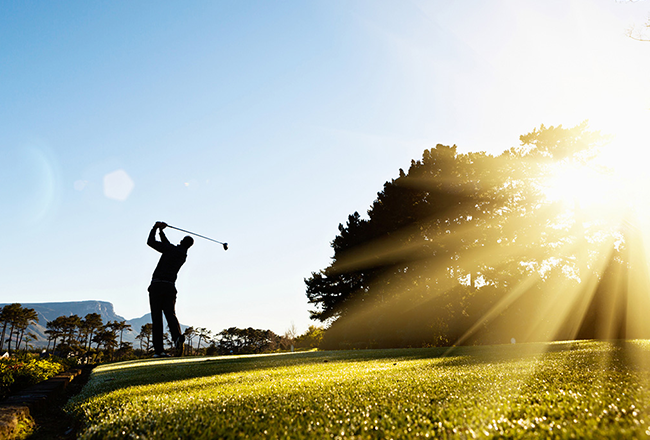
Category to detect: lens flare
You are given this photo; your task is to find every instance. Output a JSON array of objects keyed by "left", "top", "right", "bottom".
[
  {"left": 104, "top": 169, "right": 135, "bottom": 201},
  {"left": 0, "top": 144, "right": 60, "bottom": 226}
]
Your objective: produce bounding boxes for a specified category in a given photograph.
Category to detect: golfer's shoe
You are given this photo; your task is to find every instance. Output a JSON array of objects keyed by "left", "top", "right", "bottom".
[
  {"left": 175, "top": 335, "right": 186, "bottom": 357},
  {"left": 153, "top": 352, "right": 171, "bottom": 358}
]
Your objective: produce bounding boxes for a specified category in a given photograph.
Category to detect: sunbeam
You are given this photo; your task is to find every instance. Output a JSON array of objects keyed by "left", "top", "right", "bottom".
[{"left": 309, "top": 122, "right": 650, "bottom": 353}]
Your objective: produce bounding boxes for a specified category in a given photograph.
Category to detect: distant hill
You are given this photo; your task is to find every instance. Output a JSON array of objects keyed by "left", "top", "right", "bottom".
[{"left": 0, "top": 300, "right": 189, "bottom": 349}]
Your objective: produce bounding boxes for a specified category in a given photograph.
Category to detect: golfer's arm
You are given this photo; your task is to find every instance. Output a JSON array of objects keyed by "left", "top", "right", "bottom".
[
  {"left": 159, "top": 229, "right": 171, "bottom": 245},
  {"left": 147, "top": 227, "right": 164, "bottom": 252}
]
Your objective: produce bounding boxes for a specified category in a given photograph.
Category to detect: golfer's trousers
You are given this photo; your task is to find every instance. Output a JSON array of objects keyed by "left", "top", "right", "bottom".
[{"left": 148, "top": 282, "right": 182, "bottom": 354}]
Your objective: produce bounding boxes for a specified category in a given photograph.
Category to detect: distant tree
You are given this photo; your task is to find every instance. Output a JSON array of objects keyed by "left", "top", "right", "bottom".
[
  {"left": 183, "top": 327, "right": 196, "bottom": 353},
  {"left": 93, "top": 326, "right": 118, "bottom": 353},
  {"left": 163, "top": 332, "right": 172, "bottom": 350},
  {"left": 47, "top": 314, "right": 83, "bottom": 357},
  {"left": 15, "top": 307, "right": 38, "bottom": 351},
  {"left": 114, "top": 341, "right": 134, "bottom": 360},
  {"left": 0, "top": 305, "right": 6, "bottom": 352},
  {"left": 81, "top": 313, "right": 104, "bottom": 350},
  {"left": 242, "top": 328, "right": 271, "bottom": 353},
  {"left": 1, "top": 304, "right": 23, "bottom": 352},
  {"left": 138, "top": 323, "right": 153, "bottom": 352},
  {"left": 0, "top": 304, "right": 39, "bottom": 352},
  {"left": 205, "top": 341, "right": 219, "bottom": 356},
  {"left": 216, "top": 327, "right": 238, "bottom": 354},
  {"left": 44, "top": 326, "right": 60, "bottom": 352},
  {"left": 45, "top": 317, "right": 67, "bottom": 352},
  {"left": 22, "top": 332, "right": 38, "bottom": 351},
  {"left": 195, "top": 327, "right": 213, "bottom": 351},
  {"left": 112, "top": 320, "right": 132, "bottom": 347},
  {"left": 215, "top": 327, "right": 284, "bottom": 354},
  {"left": 294, "top": 326, "right": 324, "bottom": 349},
  {"left": 60, "top": 315, "right": 82, "bottom": 347},
  {"left": 135, "top": 333, "right": 144, "bottom": 351}
]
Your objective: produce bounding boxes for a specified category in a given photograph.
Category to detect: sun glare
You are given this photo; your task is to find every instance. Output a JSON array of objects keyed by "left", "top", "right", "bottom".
[
  {"left": 543, "top": 162, "right": 620, "bottom": 212},
  {"left": 542, "top": 121, "right": 650, "bottom": 228},
  {"left": 451, "top": 119, "right": 650, "bottom": 347}
]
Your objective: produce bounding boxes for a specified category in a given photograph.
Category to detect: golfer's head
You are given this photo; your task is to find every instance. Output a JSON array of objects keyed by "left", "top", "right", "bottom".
[{"left": 180, "top": 236, "right": 194, "bottom": 249}]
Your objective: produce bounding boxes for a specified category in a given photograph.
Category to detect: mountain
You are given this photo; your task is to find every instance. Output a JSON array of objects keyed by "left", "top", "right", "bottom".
[{"left": 0, "top": 300, "right": 189, "bottom": 349}]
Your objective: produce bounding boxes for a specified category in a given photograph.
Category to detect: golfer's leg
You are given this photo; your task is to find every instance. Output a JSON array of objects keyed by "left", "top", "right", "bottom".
[
  {"left": 149, "top": 291, "right": 164, "bottom": 354},
  {"left": 162, "top": 292, "right": 182, "bottom": 342}
]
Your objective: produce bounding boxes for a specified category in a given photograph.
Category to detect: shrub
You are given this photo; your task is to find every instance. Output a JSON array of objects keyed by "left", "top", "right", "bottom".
[
  {"left": 0, "top": 356, "right": 65, "bottom": 400},
  {"left": 294, "top": 325, "right": 324, "bottom": 349}
]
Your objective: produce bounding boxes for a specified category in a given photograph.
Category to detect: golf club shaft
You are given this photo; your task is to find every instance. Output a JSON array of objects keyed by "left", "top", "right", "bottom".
[{"left": 167, "top": 225, "right": 225, "bottom": 245}]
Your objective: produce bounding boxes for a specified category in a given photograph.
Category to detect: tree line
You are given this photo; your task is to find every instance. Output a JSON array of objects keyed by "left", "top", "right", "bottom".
[
  {"left": 44, "top": 312, "right": 132, "bottom": 358},
  {"left": 305, "top": 123, "right": 634, "bottom": 349},
  {"left": 214, "top": 325, "right": 322, "bottom": 355},
  {"left": 1, "top": 303, "right": 323, "bottom": 359}
]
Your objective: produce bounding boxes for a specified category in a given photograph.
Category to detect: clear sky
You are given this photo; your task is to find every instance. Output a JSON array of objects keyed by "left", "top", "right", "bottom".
[{"left": 2, "top": 0, "right": 649, "bottom": 336}]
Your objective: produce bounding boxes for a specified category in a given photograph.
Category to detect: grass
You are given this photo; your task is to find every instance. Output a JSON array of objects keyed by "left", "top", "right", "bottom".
[{"left": 66, "top": 340, "right": 650, "bottom": 439}]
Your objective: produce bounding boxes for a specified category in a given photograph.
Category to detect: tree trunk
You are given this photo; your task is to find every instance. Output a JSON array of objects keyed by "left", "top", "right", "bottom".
[
  {"left": 7, "top": 323, "right": 15, "bottom": 352},
  {"left": 0, "top": 322, "right": 7, "bottom": 351},
  {"left": 17, "top": 328, "right": 25, "bottom": 351}
]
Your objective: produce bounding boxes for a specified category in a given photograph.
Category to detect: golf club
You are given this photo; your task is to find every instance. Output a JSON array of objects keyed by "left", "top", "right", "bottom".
[{"left": 166, "top": 225, "right": 228, "bottom": 250}]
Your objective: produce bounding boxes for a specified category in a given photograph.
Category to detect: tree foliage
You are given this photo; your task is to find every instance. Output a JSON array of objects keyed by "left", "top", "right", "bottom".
[
  {"left": 137, "top": 323, "right": 153, "bottom": 352},
  {"left": 0, "top": 304, "right": 39, "bottom": 353},
  {"left": 294, "top": 325, "right": 324, "bottom": 349},
  {"left": 305, "top": 123, "right": 619, "bottom": 349},
  {"left": 215, "top": 327, "right": 289, "bottom": 355}
]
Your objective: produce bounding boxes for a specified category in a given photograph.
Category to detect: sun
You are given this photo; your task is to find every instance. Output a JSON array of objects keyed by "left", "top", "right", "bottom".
[
  {"left": 460, "top": 128, "right": 650, "bottom": 346},
  {"left": 543, "top": 161, "right": 620, "bottom": 212},
  {"left": 540, "top": 157, "right": 633, "bottom": 243},
  {"left": 541, "top": 123, "right": 650, "bottom": 231}
]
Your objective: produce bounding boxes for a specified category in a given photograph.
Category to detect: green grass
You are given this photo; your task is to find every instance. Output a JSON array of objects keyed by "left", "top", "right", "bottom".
[{"left": 67, "top": 341, "right": 650, "bottom": 439}]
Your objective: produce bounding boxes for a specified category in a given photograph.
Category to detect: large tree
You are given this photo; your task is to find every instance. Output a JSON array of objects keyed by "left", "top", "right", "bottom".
[{"left": 306, "top": 123, "right": 613, "bottom": 348}]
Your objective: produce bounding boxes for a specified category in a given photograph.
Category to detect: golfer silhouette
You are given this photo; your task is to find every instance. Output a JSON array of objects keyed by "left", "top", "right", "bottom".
[{"left": 147, "top": 221, "right": 193, "bottom": 357}]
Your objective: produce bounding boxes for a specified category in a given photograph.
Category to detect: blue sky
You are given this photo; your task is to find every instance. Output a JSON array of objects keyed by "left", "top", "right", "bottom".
[{"left": 2, "top": 0, "right": 649, "bottom": 336}]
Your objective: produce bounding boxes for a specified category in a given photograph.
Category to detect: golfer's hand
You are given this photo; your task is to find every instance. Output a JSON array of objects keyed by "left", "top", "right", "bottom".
[{"left": 155, "top": 221, "right": 167, "bottom": 229}]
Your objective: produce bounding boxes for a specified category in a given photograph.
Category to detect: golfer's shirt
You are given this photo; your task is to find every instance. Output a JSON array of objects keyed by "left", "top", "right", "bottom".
[{"left": 147, "top": 230, "right": 187, "bottom": 284}]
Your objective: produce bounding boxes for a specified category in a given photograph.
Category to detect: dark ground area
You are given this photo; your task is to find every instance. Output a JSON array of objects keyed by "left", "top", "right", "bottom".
[{"left": 27, "top": 365, "right": 94, "bottom": 440}]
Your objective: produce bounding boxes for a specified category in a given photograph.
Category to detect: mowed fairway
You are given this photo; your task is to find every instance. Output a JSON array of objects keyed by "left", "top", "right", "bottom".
[{"left": 67, "top": 341, "right": 650, "bottom": 439}]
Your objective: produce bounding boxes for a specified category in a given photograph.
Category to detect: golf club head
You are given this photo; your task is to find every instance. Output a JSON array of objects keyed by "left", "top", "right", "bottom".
[{"left": 223, "top": 243, "right": 228, "bottom": 251}]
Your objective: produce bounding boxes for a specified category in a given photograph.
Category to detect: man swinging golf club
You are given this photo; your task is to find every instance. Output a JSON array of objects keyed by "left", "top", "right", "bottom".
[{"left": 147, "top": 221, "right": 193, "bottom": 357}]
